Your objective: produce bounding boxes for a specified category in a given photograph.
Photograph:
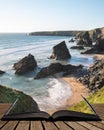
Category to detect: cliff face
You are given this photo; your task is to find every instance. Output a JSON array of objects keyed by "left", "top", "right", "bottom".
[
  {"left": 76, "top": 27, "right": 104, "bottom": 42},
  {"left": 29, "top": 31, "right": 80, "bottom": 36},
  {"left": 29, "top": 27, "right": 104, "bottom": 38}
]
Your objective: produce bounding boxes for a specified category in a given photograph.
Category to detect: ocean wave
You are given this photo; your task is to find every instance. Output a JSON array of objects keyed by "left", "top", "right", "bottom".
[{"left": 34, "top": 78, "right": 72, "bottom": 111}]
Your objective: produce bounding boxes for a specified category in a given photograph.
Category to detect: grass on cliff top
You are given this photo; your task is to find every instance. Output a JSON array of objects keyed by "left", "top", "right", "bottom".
[
  {"left": 0, "top": 85, "right": 39, "bottom": 114},
  {"left": 69, "top": 86, "right": 104, "bottom": 114}
]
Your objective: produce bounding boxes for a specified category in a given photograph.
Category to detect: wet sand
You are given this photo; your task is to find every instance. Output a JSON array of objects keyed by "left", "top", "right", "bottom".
[{"left": 63, "top": 76, "right": 89, "bottom": 107}]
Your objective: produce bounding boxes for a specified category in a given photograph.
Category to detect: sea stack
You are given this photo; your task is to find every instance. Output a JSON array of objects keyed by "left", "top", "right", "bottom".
[
  {"left": 50, "top": 41, "right": 71, "bottom": 60},
  {"left": 13, "top": 54, "right": 37, "bottom": 75}
]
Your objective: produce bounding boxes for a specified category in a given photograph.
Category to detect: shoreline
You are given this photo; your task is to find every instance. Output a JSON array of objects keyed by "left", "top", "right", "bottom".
[
  {"left": 63, "top": 76, "right": 89, "bottom": 107},
  {"left": 48, "top": 54, "right": 104, "bottom": 114},
  {"left": 93, "top": 54, "right": 104, "bottom": 60},
  {"left": 62, "top": 54, "right": 104, "bottom": 108},
  {"left": 47, "top": 76, "right": 89, "bottom": 115}
]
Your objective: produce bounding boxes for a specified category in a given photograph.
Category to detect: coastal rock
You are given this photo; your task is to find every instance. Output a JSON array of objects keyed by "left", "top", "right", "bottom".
[
  {"left": 35, "top": 63, "right": 83, "bottom": 79},
  {"left": 62, "top": 64, "right": 83, "bottom": 76},
  {"left": 69, "top": 38, "right": 75, "bottom": 42},
  {"left": 82, "top": 37, "right": 104, "bottom": 54},
  {"left": 35, "top": 63, "right": 63, "bottom": 79},
  {"left": 95, "top": 37, "right": 104, "bottom": 51},
  {"left": 79, "top": 59, "right": 104, "bottom": 92},
  {"left": 49, "top": 41, "right": 71, "bottom": 60},
  {"left": 14, "top": 54, "right": 37, "bottom": 75},
  {"left": 77, "top": 31, "right": 92, "bottom": 47},
  {"left": 70, "top": 46, "right": 84, "bottom": 50},
  {"left": 0, "top": 70, "right": 5, "bottom": 74},
  {"left": 77, "top": 38, "right": 92, "bottom": 47},
  {"left": 81, "top": 48, "right": 97, "bottom": 54},
  {"left": 90, "top": 28, "right": 102, "bottom": 42}
]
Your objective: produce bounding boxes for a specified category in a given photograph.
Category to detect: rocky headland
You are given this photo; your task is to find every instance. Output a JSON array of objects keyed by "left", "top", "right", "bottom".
[
  {"left": 79, "top": 59, "right": 104, "bottom": 92},
  {"left": 76, "top": 27, "right": 104, "bottom": 54},
  {"left": 29, "top": 31, "right": 80, "bottom": 36}
]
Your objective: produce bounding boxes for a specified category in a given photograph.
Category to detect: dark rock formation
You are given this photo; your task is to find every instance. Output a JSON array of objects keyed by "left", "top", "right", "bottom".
[
  {"left": 81, "top": 48, "right": 97, "bottom": 54},
  {"left": 77, "top": 31, "right": 92, "bottom": 47},
  {"left": 90, "top": 28, "right": 102, "bottom": 42},
  {"left": 95, "top": 37, "right": 104, "bottom": 51},
  {"left": 62, "top": 64, "right": 83, "bottom": 76},
  {"left": 35, "top": 63, "right": 63, "bottom": 79},
  {"left": 49, "top": 41, "right": 71, "bottom": 60},
  {"left": 13, "top": 54, "right": 37, "bottom": 75},
  {"left": 35, "top": 63, "right": 83, "bottom": 79},
  {"left": 0, "top": 70, "right": 5, "bottom": 74},
  {"left": 69, "top": 38, "right": 75, "bottom": 42},
  {"left": 70, "top": 46, "right": 84, "bottom": 50},
  {"left": 79, "top": 59, "right": 104, "bottom": 92},
  {"left": 82, "top": 37, "right": 104, "bottom": 54}
]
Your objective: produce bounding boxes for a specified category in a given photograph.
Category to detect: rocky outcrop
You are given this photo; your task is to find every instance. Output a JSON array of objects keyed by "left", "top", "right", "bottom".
[
  {"left": 95, "top": 37, "right": 104, "bottom": 51},
  {"left": 82, "top": 36, "right": 104, "bottom": 54},
  {"left": 49, "top": 41, "right": 71, "bottom": 60},
  {"left": 81, "top": 48, "right": 97, "bottom": 54},
  {"left": 70, "top": 46, "right": 84, "bottom": 50},
  {"left": 69, "top": 38, "right": 75, "bottom": 42},
  {"left": 79, "top": 59, "right": 104, "bottom": 92},
  {"left": 90, "top": 28, "right": 102, "bottom": 42},
  {"left": 35, "top": 63, "right": 63, "bottom": 79},
  {"left": 35, "top": 63, "right": 83, "bottom": 79},
  {"left": 77, "top": 31, "right": 92, "bottom": 47},
  {"left": 13, "top": 54, "right": 37, "bottom": 75},
  {"left": 0, "top": 70, "right": 5, "bottom": 74}
]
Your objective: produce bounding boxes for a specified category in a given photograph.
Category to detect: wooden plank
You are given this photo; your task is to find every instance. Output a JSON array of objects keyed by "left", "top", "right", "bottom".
[
  {"left": 1, "top": 121, "right": 18, "bottom": 130},
  {"left": 55, "top": 121, "right": 73, "bottom": 130},
  {"left": 92, "top": 104, "right": 104, "bottom": 120},
  {"left": 87, "top": 121, "right": 104, "bottom": 129},
  {"left": 0, "top": 120, "right": 8, "bottom": 129},
  {"left": 42, "top": 121, "right": 58, "bottom": 130},
  {"left": 65, "top": 121, "right": 88, "bottom": 130},
  {"left": 31, "top": 121, "right": 43, "bottom": 130},
  {"left": 15, "top": 121, "right": 30, "bottom": 130},
  {"left": 78, "top": 121, "right": 102, "bottom": 130},
  {"left": 0, "top": 104, "right": 11, "bottom": 119}
]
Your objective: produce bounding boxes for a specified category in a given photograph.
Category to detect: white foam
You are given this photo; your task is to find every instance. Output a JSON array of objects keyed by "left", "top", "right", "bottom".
[{"left": 34, "top": 78, "right": 72, "bottom": 111}]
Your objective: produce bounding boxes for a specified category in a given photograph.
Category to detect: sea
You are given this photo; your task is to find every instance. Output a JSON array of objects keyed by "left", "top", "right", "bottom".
[{"left": 0, "top": 33, "right": 94, "bottom": 111}]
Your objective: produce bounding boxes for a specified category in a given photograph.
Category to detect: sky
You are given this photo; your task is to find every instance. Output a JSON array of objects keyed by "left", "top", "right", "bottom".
[{"left": 0, "top": 0, "right": 104, "bottom": 32}]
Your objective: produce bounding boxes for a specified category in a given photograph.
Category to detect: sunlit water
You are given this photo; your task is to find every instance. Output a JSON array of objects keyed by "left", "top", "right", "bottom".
[{"left": 0, "top": 33, "right": 94, "bottom": 111}]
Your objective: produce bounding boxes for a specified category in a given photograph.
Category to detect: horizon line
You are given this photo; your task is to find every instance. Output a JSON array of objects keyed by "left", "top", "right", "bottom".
[{"left": 0, "top": 26, "right": 103, "bottom": 34}]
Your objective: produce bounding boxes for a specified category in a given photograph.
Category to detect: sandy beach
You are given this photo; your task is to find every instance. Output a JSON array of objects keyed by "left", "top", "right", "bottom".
[
  {"left": 93, "top": 54, "right": 104, "bottom": 60},
  {"left": 62, "top": 54, "right": 104, "bottom": 109},
  {"left": 63, "top": 76, "right": 89, "bottom": 107}
]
